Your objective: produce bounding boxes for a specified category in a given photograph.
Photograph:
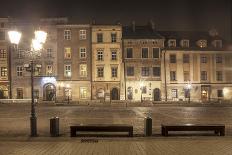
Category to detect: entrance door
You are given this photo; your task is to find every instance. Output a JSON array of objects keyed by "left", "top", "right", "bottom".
[
  {"left": 111, "top": 88, "right": 119, "bottom": 100},
  {"left": 153, "top": 88, "right": 161, "bottom": 101},
  {"left": 44, "top": 84, "right": 55, "bottom": 101},
  {"left": 201, "top": 85, "right": 211, "bottom": 102}
]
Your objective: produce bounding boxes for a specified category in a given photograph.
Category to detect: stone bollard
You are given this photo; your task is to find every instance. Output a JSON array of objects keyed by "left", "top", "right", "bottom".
[{"left": 144, "top": 117, "right": 152, "bottom": 136}]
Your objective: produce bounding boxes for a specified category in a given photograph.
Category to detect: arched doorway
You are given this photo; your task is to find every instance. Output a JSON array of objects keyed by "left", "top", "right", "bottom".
[
  {"left": 44, "top": 83, "right": 56, "bottom": 101},
  {"left": 111, "top": 88, "right": 119, "bottom": 100},
  {"left": 127, "top": 87, "right": 133, "bottom": 100},
  {"left": 153, "top": 88, "right": 161, "bottom": 101}
]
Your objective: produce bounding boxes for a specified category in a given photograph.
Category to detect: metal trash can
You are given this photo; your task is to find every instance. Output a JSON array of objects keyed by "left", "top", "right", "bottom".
[
  {"left": 144, "top": 117, "right": 152, "bottom": 136},
  {"left": 50, "top": 117, "right": 59, "bottom": 137}
]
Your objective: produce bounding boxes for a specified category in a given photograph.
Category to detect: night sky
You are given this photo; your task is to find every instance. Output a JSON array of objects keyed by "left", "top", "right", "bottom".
[{"left": 0, "top": 0, "right": 231, "bottom": 40}]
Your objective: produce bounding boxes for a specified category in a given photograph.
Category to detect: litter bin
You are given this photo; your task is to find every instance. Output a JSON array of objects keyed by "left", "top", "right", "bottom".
[
  {"left": 144, "top": 117, "right": 152, "bottom": 136},
  {"left": 50, "top": 117, "right": 59, "bottom": 137}
]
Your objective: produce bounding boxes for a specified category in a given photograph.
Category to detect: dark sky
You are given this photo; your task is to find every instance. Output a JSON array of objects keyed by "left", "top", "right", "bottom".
[{"left": 1, "top": 0, "right": 231, "bottom": 40}]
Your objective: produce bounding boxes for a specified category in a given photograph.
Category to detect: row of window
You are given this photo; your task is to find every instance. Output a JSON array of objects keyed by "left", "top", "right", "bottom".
[
  {"left": 96, "top": 67, "right": 118, "bottom": 78},
  {"left": 170, "top": 71, "right": 223, "bottom": 81},
  {"left": 64, "top": 64, "right": 87, "bottom": 77},
  {"left": 126, "top": 67, "right": 161, "bottom": 77},
  {"left": 171, "top": 89, "right": 224, "bottom": 98},
  {"left": 17, "top": 49, "right": 53, "bottom": 59},
  {"left": 169, "top": 54, "right": 223, "bottom": 63},
  {"left": 64, "top": 30, "right": 87, "bottom": 40},
  {"left": 96, "top": 33, "right": 117, "bottom": 43},
  {"left": 126, "top": 48, "right": 160, "bottom": 59},
  {"left": 16, "top": 65, "right": 53, "bottom": 76},
  {"left": 167, "top": 39, "right": 222, "bottom": 48},
  {"left": 0, "top": 67, "right": 7, "bottom": 77},
  {"left": 96, "top": 50, "right": 117, "bottom": 61}
]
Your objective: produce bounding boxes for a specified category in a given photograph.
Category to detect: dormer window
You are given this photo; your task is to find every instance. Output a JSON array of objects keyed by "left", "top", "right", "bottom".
[
  {"left": 168, "top": 39, "right": 176, "bottom": 47},
  {"left": 181, "top": 40, "right": 189, "bottom": 48},
  {"left": 213, "top": 40, "right": 222, "bottom": 48},
  {"left": 197, "top": 40, "right": 207, "bottom": 48}
]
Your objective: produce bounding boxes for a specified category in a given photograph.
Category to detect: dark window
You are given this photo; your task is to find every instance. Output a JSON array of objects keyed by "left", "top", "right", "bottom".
[
  {"left": 141, "top": 67, "right": 149, "bottom": 76},
  {"left": 183, "top": 54, "right": 189, "bottom": 63},
  {"left": 0, "top": 31, "right": 5, "bottom": 40},
  {"left": 97, "top": 67, "right": 104, "bottom": 77},
  {"left": 201, "top": 71, "right": 207, "bottom": 81},
  {"left": 217, "top": 90, "right": 223, "bottom": 97},
  {"left": 111, "top": 67, "right": 118, "bottom": 77},
  {"left": 111, "top": 33, "right": 117, "bottom": 43},
  {"left": 216, "top": 71, "right": 223, "bottom": 81},
  {"left": 201, "top": 56, "right": 207, "bottom": 63},
  {"left": 153, "top": 67, "right": 160, "bottom": 77},
  {"left": 127, "top": 67, "right": 134, "bottom": 76},
  {"left": 47, "top": 49, "right": 52, "bottom": 58},
  {"left": 170, "top": 54, "right": 176, "bottom": 63},
  {"left": 216, "top": 55, "right": 222, "bottom": 63},
  {"left": 126, "top": 48, "right": 133, "bottom": 58},
  {"left": 170, "top": 71, "right": 176, "bottom": 81},
  {"left": 142, "top": 48, "right": 148, "bottom": 58},
  {"left": 97, "top": 33, "right": 103, "bottom": 43},
  {"left": 153, "top": 48, "right": 159, "bottom": 58}
]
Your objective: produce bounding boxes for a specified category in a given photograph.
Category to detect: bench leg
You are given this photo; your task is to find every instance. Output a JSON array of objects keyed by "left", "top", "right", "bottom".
[
  {"left": 161, "top": 127, "right": 168, "bottom": 136},
  {"left": 70, "top": 128, "right": 76, "bottom": 137},
  {"left": 128, "top": 129, "right": 133, "bottom": 137}
]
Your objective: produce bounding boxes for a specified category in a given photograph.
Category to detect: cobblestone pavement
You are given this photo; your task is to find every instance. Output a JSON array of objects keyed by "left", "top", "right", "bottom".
[
  {"left": 1, "top": 137, "right": 232, "bottom": 155},
  {"left": 0, "top": 104, "right": 232, "bottom": 137}
]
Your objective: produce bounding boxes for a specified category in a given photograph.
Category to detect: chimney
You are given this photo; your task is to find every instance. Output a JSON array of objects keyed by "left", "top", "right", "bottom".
[
  {"left": 132, "top": 21, "right": 135, "bottom": 32},
  {"left": 149, "top": 20, "right": 155, "bottom": 32}
]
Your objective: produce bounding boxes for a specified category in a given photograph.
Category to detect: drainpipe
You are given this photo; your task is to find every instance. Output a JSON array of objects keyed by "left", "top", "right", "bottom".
[{"left": 163, "top": 49, "right": 167, "bottom": 101}]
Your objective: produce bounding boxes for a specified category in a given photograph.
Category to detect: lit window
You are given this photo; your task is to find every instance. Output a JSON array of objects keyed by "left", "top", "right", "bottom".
[
  {"left": 111, "top": 33, "right": 117, "bottom": 43},
  {"left": 79, "top": 30, "right": 87, "bottom": 40},
  {"left": 80, "top": 87, "right": 88, "bottom": 99},
  {"left": 64, "top": 30, "right": 71, "bottom": 40},
  {"left": 97, "top": 33, "right": 103, "bottom": 43},
  {"left": 97, "top": 50, "right": 103, "bottom": 61},
  {"left": 64, "top": 47, "right": 71, "bottom": 59},
  {"left": 168, "top": 40, "right": 176, "bottom": 47},
  {"left": 141, "top": 67, "right": 149, "bottom": 76},
  {"left": 141, "top": 48, "right": 148, "bottom": 58},
  {"left": 97, "top": 67, "right": 104, "bottom": 77},
  {"left": 0, "top": 49, "right": 6, "bottom": 58},
  {"left": 46, "top": 65, "right": 53, "bottom": 76},
  {"left": 111, "top": 67, "right": 118, "bottom": 77},
  {"left": 111, "top": 50, "right": 117, "bottom": 60},
  {"left": 80, "top": 47, "right": 86, "bottom": 58},
  {"left": 0, "top": 67, "right": 7, "bottom": 77},
  {"left": 16, "top": 66, "right": 23, "bottom": 76},
  {"left": 80, "top": 64, "right": 87, "bottom": 77},
  {"left": 64, "top": 65, "right": 71, "bottom": 77}
]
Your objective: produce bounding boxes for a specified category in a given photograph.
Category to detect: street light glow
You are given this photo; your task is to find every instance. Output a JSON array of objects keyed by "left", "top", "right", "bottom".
[
  {"left": 8, "top": 31, "right": 22, "bottom": 44},
  {"left": 35, "top": 30, "right": 47, "bottom": 44},
  {"left": 31, "top": 39, "right": 42, "bottom": 51}
]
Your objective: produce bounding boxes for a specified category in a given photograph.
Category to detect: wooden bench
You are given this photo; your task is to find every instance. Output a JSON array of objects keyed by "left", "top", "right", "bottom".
[
  {"left": 161, "top": 124, "right": 225, "bottom": 136},
  {"left": 70, "top": 124, "right": 133, "bottom": 137}
]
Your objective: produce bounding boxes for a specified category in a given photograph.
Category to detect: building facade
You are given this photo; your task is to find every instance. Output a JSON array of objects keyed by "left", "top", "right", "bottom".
[
  {"left": 160, "top": 31, "right": 232, "bottom": 102},
  {"left": 123, "top": 23, "right": 165, "bottom": 101},
  {"left": 56, "top": 24, "right": 92, "bottom": 102},
  {"left": 11, "top": 19, "right": 59, "bottom": 101},
  {"left": 91, "top": 25, "right": 124, "bottom": 101},
  {"left": 0, "top": 18, "right": 9, "bottom": 99}
]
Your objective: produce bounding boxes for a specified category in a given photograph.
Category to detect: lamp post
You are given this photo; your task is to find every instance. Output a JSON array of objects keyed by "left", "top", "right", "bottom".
[
  {"left": 8, "top": 30, "right": 47, "bottom": 137},
  {"left": 186, "top": 82, "right": 192, "bottom": 103}
]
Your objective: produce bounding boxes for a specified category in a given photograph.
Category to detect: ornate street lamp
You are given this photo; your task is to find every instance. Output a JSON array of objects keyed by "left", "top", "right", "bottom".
[{"left": 8, "top": 30, "right": 47, "bottom": 137}]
